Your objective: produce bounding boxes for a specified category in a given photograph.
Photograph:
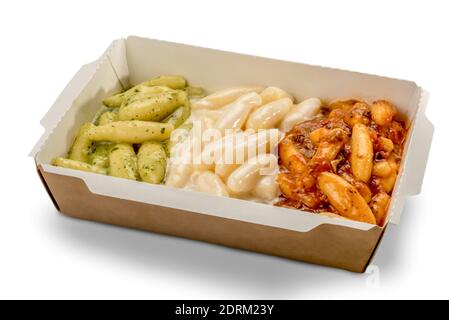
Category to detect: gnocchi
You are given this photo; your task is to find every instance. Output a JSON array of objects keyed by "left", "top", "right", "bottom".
[
  {"left": 97, "top": 109, "right": 119, "bottom": 126},
  {"left": 89, "top": 142, "right": 114, "bottom": 168},
  {"left": 227, "top": 154, "right": 277, "bottom": 194},
  {"left": 245, "top": 97, "right": 292, "bottom": 130},
  {"left": 215, "top": 92, "right": 262, "bottom": 132},
  {"left": 119, "top": 90, "right": 187, "bottom": 121},
  {"left": 253, "top": 175, "right": 280, "bottom": 201},
  {"left": 165, "top": 163, "right": 194, "bottom": 188},
  {"left": 137, "top": 142, "right": 167, "bottom": 184},
  {"left": 109, "top": 143, "right": 138, "bottom": 180},
  {"left": 350, "top": 124, "right": 373, "bottom": 183},
  {"left": 214, "top": 163, "right": 239, "bottom": 182},
  {"left": 379, "top": 156, "right": 399, "bottom": 193},
  {"left": 162, "top": 103, "right": 191, "bottom": 129},
  {"left": 102, "top": 80, "right": 178, "bottom": 108},
  {"left": 372, "top": 160, "right": 392, "bottom": 177},
  {"left": 87, "top": 121, "right": 173, "bottom": 143},
  {"left": 317, "top": 172, "right": 376, "bottom": 224},
  {"left": 260, "top": 87, "right": 292, "bottom": 104},
  {"left": 192, "top": 86, "right": 264, "bottom": 110},
  {"left": 68, "top": 123, "right": 95, "bottom": 162},
  {"left": 371, "top": 100, "right": 397, "bottom": 126},
  {"left": 142, "top": 75, "right": 187, "bottom": 89},
  {"left": 370, "top": 192, "right": 391, "bottom": 226},
  {"left": 279, "top": 98, "right": 321, "bottom": 132},
  {"left": 53, "top": 157, "right": 107, "bottom": 175},
  {"left": 193, "top": 171, "right": 229, "bottom": 197}
]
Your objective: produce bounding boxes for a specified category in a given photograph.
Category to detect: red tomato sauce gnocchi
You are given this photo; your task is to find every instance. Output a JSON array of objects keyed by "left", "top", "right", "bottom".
[{"left": 276, "top": 99, "right": 407, "bottom": 226}]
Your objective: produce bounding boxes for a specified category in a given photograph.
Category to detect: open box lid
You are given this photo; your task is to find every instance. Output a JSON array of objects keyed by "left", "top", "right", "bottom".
[{"left": 30, "top": 36, "right": 434, "bottom": 229}]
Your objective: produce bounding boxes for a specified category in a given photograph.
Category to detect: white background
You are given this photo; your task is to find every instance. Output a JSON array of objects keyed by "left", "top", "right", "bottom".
[{"left": 0, "top": 0, "right": 447, "bottom": 299}]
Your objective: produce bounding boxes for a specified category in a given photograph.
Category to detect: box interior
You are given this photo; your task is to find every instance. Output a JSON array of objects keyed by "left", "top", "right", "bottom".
[{"left": 33, "top": 36, "right": 426, "bottom": 233}]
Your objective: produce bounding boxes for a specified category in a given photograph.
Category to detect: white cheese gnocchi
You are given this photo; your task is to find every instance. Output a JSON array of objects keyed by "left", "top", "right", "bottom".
[{"left": 166, "top": 83, "right": 324, "bottom": 204}]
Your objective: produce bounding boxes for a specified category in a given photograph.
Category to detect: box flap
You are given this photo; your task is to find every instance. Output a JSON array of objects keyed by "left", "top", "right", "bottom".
[
  {"left": 30, "top": 39, "right": 126, "bottom": 159},
  {"left": 389, "top": 90, "right": 433, "bottom": 224}
]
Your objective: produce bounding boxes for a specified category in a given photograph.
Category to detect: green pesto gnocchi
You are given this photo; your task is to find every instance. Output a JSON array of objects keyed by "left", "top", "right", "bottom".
[
  {"left": 121, "top": 86, "right": 176, "bottom": 108},
  {"left": 142, "top": 75, "right": 186, "bottom": 90},
  {"left": 97, "top": 109, "right": 119, "bottom": 126},
  {"left": 87, "top": 121, "right": 173, "bottom": 144},
  {"left": 53, "top": 157, "right": 107, "bottom": 175},
  {"left": 137, "top": 142, "right": 167, "bottom": 184},
  {"left": 119, "top": 90, "right": 187, "bottom": 121},
  {"left": 89, "top": 142, "right": 115, "bottom": 168},
  {"left": 68, "top": 123, "right": 95, "bottom": 162},
  {"left": 109, "top": 143, "right": 138, "bottom": 180},
  {"left": 53, "top": 75, "right": 198, "bottom": 185},
  {"left": 102, "top": 78, "right": 183, "bottom": 108},
  {"left": 162, "top": 100, "right": 191, "bottom": 128}
]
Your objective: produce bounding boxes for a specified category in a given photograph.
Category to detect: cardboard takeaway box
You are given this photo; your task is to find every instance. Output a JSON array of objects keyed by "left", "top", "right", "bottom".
[{"left": 30, "top": 36, "right": 434, "bottom": 272}]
